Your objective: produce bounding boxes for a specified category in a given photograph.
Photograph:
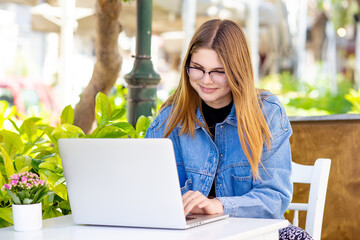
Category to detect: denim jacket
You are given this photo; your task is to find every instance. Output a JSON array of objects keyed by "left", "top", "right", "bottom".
[{"left": 145, "top": 92, "right": 293, "bottom": 219}]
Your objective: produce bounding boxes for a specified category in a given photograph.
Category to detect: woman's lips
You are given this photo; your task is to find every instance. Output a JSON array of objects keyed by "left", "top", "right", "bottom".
[{"left": 200, "top": 86, "right": 217, "bottom": 93}]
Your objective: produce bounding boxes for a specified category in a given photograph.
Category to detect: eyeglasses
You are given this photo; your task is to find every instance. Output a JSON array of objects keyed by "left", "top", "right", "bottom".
[{"left": 185, "top": 66, "right": 227, "bottom": 83}]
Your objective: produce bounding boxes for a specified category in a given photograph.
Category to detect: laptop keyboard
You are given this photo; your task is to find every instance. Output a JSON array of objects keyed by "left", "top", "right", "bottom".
[{"left": 186, "top": 216, "right": 198, "bottom": 221}]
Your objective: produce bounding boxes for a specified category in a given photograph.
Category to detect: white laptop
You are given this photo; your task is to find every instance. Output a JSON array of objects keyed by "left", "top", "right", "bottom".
[{"left": 58, "top": 138, "right": 228, "bottom": 229}]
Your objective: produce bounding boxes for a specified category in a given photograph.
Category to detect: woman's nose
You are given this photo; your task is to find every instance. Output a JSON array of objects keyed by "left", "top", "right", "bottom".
[{"left": 201, "top": 72, "right": 213, "bottom": 84}]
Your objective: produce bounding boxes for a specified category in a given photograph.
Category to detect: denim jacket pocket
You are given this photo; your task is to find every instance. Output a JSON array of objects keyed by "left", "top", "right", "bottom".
[
  {"left": 231, "top": 167, "right": 253, "bottom": 196},
  {"left": 181, "top": 179, "right": 193, "bottom": 195}
]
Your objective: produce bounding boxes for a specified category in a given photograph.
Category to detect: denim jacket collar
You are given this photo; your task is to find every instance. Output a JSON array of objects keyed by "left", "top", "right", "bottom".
[{"left": 194, "top": 104, "right": 237, "bottom": 129}]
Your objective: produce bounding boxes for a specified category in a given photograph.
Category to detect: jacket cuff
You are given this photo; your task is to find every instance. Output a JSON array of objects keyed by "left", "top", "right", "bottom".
[{"left": 216, "top": 197, "right": 237, "bottom": 217}]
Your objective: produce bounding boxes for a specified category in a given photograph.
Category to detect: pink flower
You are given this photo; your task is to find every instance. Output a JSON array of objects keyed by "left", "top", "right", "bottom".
[
  {"left": 1, "top": 184, "right": 10, "bottom": 191},
  {"left": 10, "top": 174, "right": 19, "bottom": 181},
  {"left": 21, "top": 176, "right": 28, "bottom": 182},
  {"left": 26, "top": 183, "right": 32, "bottom": 189},
  {"left": 38, "top": 180, "right": 44, "bottom": 185},
  {"left": 10, "top": 180, "right": 18, "bottom": 186}
]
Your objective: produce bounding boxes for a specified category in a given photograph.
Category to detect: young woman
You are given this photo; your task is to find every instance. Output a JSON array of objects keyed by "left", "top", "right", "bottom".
[{"left": 145, "top": 19, "right": 312, "bottom": 240}]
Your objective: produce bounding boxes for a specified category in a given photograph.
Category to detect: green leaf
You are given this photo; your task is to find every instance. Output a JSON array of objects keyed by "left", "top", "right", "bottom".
[
  {"left": 14, "top": 155, "right": 32, "bottom": 172},
  {"left": 0, "top": 145, "right": 15, "bottom": 179},
  {"left": 60, "top": 105, "right": 75, "bottom": 124},
  {"left": 23, "top": 198, "right": 33, "bottom": 204},
  {"left": 53, "top": 184, "right": 68, "bottom": 201},
  {"left": 43, "top": 206, "right": 63, "bottom": 220},
  {"left": 58, "top": 200, "right": 71, "bottom": 210},
  {"left": 6, "top": 118, "right": 20, "bottom": 133},
  {"left": 95, "top": 92, "right": 112, "bottom": 126},
  {"left": 20, "top": 119, "right": 38, "bottom": 144},
  {"left": 135, "top": 116, "right": 152, "bottom": 138},
  {"left": 32, "top": 158, "right": 44, "bottom": 171},
  {"left": 38, "top": 168, "right": 52, "bottom": 179},
  {"left": 42, "top": 156, "right": 60, "bottom": 165},
  {"left": 94, "top": 126, "right": 127, "bottom": 138},
  {"left": 39, "top": 162, "right": 56, "bottom": 171},
  {"left": 110, "top": 122, "right": 136, "bottom": 138},
  {"left": 52, "top": 124, "right": 85, "bottom": 140},
  {"left": 7, "top": 190, "right": 21, "bottom": 204},
  {"left": 3, "top": 137, "right": 17, "bottom": 159},
  {"left": 0, "top": 207, "right": 13, "bottom": 224},
  {"left": 109, "top": 108, "right": 126, "bottom": 121},
  {"left": 0, "top": 130, "right": 24, "bottom": 154},
  {"left": 44, "top": 126, "right": 56, "bottom": 144},
  {"left": 0, "top": 173, "right": 4, "bottom": 189},
  {"left": 45, "top": 172, "right": 63, "bottom": 186},
  {"left": 18, "top": 166, "right": 31, "bottom": 173},
  {"left": 0, "top": 218, "right": 12, "bottom": 228}
]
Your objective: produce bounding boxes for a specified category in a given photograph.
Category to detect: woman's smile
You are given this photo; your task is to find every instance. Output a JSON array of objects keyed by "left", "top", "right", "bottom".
[{"left": 200, "top": 85, "right": 217, "bottom": 93}]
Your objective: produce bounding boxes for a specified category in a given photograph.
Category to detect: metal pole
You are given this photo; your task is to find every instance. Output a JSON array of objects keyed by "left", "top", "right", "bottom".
[{"left": 124, "top": 0, "right": 161, "bottom": 126}]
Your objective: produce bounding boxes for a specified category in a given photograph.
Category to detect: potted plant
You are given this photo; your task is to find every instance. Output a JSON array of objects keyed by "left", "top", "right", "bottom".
[{"left": 2, "top": 172, "right": 52, "bottom": 231}]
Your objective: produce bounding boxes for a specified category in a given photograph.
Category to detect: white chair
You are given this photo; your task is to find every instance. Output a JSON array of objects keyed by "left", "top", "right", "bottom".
[{"left": 287, "top": 158, "right": 331, "bottom": 240}]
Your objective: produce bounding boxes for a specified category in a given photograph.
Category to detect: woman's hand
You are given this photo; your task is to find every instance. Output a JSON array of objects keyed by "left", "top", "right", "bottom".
[{"left": 182, "top": 190, "right": 224, "bottom": 216}]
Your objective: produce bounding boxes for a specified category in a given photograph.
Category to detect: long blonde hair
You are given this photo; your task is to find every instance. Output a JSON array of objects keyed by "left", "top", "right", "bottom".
[{"left": 161, "top": 19, "right": 271, "bottom": 178}]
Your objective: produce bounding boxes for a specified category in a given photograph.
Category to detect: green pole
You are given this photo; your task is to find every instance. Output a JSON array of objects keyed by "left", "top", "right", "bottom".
[{"left": 124, "top": 0, "right": 160, "bottom": 126}]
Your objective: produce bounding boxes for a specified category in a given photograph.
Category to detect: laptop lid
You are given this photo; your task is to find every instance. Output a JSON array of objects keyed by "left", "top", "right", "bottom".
[
  {"left": 59, "top": 138, "right": 228, "bottom": 229},
  {"left": 58, "top": 138, "right": 188, "bottom": 229}
]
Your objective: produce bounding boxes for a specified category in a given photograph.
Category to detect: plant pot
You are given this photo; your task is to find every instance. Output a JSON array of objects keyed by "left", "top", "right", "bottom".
[{"left": 12, "top": 203, "right": 42, "bottom": 231}]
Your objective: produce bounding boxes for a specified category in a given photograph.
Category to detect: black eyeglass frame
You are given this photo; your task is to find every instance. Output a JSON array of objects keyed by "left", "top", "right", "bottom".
[{"left": 185, "top": 66, "right": 227, "bottom": 83}]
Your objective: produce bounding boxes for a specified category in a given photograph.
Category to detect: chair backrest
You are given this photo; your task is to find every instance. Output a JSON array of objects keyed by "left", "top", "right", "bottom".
[{"left": 287, "top": 158, "right": 331, "bottom": 240}]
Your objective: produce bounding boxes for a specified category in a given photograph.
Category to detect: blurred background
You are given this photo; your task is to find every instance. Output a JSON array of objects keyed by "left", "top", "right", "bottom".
[{"left": 1, "top": 0, "right": 360, "bottom": 121}]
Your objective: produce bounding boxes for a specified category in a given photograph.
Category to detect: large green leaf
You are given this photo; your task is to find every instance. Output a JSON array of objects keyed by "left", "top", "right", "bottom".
[
  {"left": 60, "top": 105, "right": 75, "bottom": 124},
  {"left": 14, "top": 155, "right": 32, "bottom": 172},
  {"left": 135, "top": 116, "right": 152, "bottom": 138},
  {"left": 53, "top": 184, "right": 68, "bottom": 201},
  {"left": 52, "top": 124, "right": 85, "bottom": 140},
  {"left": 6, "top": 118, "right": 20, "bottom": 133},
  {"left": 20, "top": 119, "right": 38, "bottom": 144},
  {"left": 110, "top": 122, "right": 136, "bottom": 138},
  {"left": 0, "top": 130, "right": 24, "bottom": 154},
  {"left": 58, "top": 200, "right": 71, "bottom": 210},
  {"left": 43, "top": 206, "right": 63, "bottom": 220},
  {"left": 7, "top": 190, "right": 21, "bottom": 204},
  {"left": 95, "top": 92, "right": 112, "bottom": 126},
  {"left": 39, "top": 162, "right": 56, "bottom": 171},
  {"left": 3, "top": 138, "right": 18, "bottom": 159},
  {"left": 0, "top": 207, "right": 13, "bottom": 224},
  {"left": 109, "top": 108, "right": 126, "bottom": 121},
  {"left": 0, "top": 145, "right": 15, "bottom": 179},
  {"left": 94, "top": 126, "right": 127, "bottom": 138}
]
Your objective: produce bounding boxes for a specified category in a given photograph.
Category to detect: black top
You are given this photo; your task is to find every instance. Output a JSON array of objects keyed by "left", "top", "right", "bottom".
[
  {"left": 201, "top": 100, "right": 233, "bottom": 140},
  {"left": 201, "top": 100, "right": 233, "bottom": 197}
]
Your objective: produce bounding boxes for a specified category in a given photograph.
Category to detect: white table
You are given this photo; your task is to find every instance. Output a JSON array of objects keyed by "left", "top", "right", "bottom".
[{"left": 0, "top": 215, "right": 289, "bottom": 240}]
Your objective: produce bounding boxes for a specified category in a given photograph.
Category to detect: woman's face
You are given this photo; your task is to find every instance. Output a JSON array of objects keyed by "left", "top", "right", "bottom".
[{"left": 188, "top": 48, "right": 232, "bottom": 109}]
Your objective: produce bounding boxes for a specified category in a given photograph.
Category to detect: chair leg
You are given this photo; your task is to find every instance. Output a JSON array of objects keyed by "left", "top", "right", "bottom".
[{"left": 293, "top": 210, "right": 299, "bottom": 227}]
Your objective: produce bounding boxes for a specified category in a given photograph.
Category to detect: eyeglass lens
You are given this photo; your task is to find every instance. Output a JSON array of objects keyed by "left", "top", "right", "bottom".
[{"left": 186, "top": 67, "right": 227, "bottom": 83}]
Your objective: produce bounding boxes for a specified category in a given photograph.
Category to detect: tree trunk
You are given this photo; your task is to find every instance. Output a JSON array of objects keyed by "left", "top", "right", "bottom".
[{"left": 73, "top": 0, "right": 122, "bottom": 133}]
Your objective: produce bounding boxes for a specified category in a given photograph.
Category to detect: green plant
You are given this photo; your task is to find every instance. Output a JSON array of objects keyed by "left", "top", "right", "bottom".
[
  {"left": 0, "top": 92, "right": 153, "bottom": 228},
  {"left": 2, "top": 172, "right": 52, "bottom": 205},
  {"left": 345, "top": 88, "right": 360, "bottom": 113},
  {"left": 259, "top": 71, "right": 354, "bottom": 116}
]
